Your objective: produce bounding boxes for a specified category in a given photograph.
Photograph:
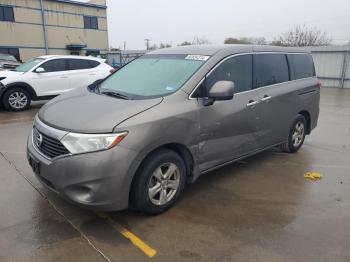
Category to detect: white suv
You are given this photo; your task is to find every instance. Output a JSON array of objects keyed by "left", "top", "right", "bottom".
[{"left": 0, "top": 55, "right": 114, "bottom": 111}]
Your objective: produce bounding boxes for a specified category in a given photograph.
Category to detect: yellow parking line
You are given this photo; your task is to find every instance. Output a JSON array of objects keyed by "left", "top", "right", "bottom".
[{"left": 97, "top": 213, "right": 157, "bottom": 258}]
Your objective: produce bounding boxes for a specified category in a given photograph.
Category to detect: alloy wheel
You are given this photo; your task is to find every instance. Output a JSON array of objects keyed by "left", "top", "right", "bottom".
[
  {"left": 148, "top": 162, "right": 181, "bottom": 206},
  {"left": 8, "top": 91, "right": 28, "bottom": 109},
  {"left": 292, "top": 121, "right": 305, "bottom": 147}
]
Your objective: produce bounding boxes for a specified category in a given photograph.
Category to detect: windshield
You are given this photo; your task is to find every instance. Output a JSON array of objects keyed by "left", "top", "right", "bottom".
[
  {"left": 15, "top": 58, "right": 45, "bottom": 72},
  {"left": 99, "top": 54, "right": 208, "bottom": 98},
  {"left": 0, "top": 54, "right": 17, "bottom": 62}
]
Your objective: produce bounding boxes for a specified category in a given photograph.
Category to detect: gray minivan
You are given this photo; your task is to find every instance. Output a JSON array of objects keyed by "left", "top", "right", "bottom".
[{"left": 27, "top": 45, "right": 320, "bottom": 214}]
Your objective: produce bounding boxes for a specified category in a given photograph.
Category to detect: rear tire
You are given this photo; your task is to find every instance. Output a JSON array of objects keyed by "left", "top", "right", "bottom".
[
  {"left": 2, "top": 88, "right": 31, "bottom": 111},
  {"left": 281, "top": 114, "right": 306, "bottom": 153},
  {"left": 130, "top": 149, "right": 186, "bottom": 215}
]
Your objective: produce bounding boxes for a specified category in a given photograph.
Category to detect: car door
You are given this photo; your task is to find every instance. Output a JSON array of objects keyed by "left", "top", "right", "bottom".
[
  {"left": 67, "top": 59, "right": 98, "bottom": 89},
  {"left": 253, "top": 53, "right": 293, "bottom": 147},
  {"left": 196, "top": 54, "right": 264, "bottom": 171},
  {"left": 30, "top": 58, "right": 70, "bottom": 96}
]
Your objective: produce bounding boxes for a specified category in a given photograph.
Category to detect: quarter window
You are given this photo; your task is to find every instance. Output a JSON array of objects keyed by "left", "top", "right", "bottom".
[
  {"left": 84, "top": 16, "right": 98, "bottom": 29},
  {"left": 0, "top": 6, "right": 15, "bottom": 22},
  {"left": 206, "top": 54, "right": 253, "bottom": 94},
  {"left": 40, "top": 59, "right": 67, "bottom": 72},
  {"left": 254, "top": 54, "right": 289, "bottom": 88},
  {"left": 288, "top": 54, "right": 315, "bottom": 80}
]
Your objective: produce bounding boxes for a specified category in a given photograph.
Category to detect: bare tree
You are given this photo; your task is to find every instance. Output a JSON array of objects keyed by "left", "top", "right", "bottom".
[
  {"left": 272, "top": 24, "right": 332, "bottom": 47},
  {"left": 178, "top": 41, "right": 192, "bottom": 46},
  {"left": 159, "top": 43, "right": 172, "bottom": 49},
  {"left": 224, "top": 37, "right": 267, "bottom": 45}
]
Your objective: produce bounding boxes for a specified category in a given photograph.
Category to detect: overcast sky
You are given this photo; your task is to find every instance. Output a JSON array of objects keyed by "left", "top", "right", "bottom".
[{"left": 100, "top": 0, "right": 350, "bottom": 50}]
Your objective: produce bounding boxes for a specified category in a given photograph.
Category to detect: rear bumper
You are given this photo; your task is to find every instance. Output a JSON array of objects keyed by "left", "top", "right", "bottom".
[{"left": 27, "top": 132, "right": 139, "bottom": 211}]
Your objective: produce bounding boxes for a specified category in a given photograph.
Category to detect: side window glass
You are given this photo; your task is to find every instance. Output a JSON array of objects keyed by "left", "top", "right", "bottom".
[
  {"left": 206, "top": 55, "right": 253, "bottom": 94},
  {"left": 288, "top": 54, "right": 315, "bottom": 79},
  {"left": 254, "top": 54, "right": 289, "bottom": 88},
  {"left": 88, "top": 60, "right": 100, "bottom": 68},
  {"left": 40, "top": 59, "right": 66, "bottom": 72},
  {"left": 68, "top": 59, "right": 92, "bottom": 70}
]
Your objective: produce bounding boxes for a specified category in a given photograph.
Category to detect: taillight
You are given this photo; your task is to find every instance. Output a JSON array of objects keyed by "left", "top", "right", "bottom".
[
  {"left": 110, "top": 68, "right": 116, "bottom": 74},
  {"left": 317, "top": 79, "right": 322, "bottom": 89}
]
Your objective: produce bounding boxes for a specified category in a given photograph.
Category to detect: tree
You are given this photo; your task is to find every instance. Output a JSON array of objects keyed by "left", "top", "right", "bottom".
[
  {"left": 159, "top": 43, "right": 172, "bottom": 49},
  {"left": 224, "top": 37, "right": 267, "bottom": 45},
  {"left": 148, "top": 44, "right": 158, "bottom": 50},
  {"left": 272, "top": 24, "right": 332, "bottom": 47},
  {"left": 178, "top": 41, "right": 192, "bottom": 46}
]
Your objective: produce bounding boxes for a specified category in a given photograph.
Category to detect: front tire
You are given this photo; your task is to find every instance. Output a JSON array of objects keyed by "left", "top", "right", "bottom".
[
  {"left": 281, "top": 114, "right": 306, "bottom": 153},
  {"left": 130, "top": 149, "right": 186, "bottom": 215},
  {"left": 2, "top": 88, "right": 31, "bottom": 111}
]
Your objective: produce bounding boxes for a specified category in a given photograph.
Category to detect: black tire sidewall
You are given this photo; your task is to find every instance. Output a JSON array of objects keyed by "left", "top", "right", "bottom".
[
  {"left": 131, "top": 149, "right": 186, "bottom": 215},
  {"left": 2, "top": 88, "right": 31, "bottom": 111},
  {"left": 287, "top": 115, "right": 306, "bottom": 153}
]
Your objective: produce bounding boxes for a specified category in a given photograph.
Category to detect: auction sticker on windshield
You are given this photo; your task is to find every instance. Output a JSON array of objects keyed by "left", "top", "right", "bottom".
[{"left": 185, "top": 55, "right": 210, "bottom": 61}]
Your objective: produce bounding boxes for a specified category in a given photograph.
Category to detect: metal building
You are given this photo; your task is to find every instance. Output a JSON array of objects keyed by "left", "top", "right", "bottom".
[
  {"left": 304, "top": 45, "right": 350, "bottom": 88},
  {"left": 0, "top": 0, "right": 108, "bottom": 61}
]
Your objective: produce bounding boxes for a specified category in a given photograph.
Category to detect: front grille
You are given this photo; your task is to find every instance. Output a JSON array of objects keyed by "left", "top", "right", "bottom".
[{"left": 33, "top": 127, "right": 70, "bottom": 159}]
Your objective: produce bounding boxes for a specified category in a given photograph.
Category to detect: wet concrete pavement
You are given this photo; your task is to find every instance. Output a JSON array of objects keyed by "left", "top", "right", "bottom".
[{"left": 0, "top": 88, "right": 349, "bottom": 262}]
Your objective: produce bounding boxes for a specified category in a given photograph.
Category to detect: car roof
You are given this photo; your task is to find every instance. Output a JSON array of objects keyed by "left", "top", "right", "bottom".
[
  {"left": 37, "top": 55, "right": 104, "bottom": 61},
  {"left": 148, "top": 44, "right": 310, "bottom": 56}
]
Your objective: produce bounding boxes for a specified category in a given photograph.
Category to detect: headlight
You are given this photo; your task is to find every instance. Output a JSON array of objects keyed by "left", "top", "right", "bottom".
[{"left": 61, "top": 131, "right": 128, "bottom": 154}]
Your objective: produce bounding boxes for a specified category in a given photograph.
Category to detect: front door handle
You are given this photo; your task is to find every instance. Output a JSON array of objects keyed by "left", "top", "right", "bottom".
[
  {"left": 246, "top": 100, "right": 259, "bottom": 108},
  {"left": 261, "top": 95, "right": 271, "bottom": 102}
]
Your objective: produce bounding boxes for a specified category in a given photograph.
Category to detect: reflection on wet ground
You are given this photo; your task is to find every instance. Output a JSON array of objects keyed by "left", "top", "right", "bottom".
[{"left": 0, "top": 88, "right": 349, "bottom": 262}]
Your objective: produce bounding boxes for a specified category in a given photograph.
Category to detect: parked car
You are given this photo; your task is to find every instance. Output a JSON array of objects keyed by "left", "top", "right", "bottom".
[
  {"left": 0, "top": 53, "right": 21, "bottom": 71},
  {"left": 0, "top": 55, "right": 114, "bottom": 111},
  {"left": 27, "top": 45, "right": 320, "bottom": 214}
]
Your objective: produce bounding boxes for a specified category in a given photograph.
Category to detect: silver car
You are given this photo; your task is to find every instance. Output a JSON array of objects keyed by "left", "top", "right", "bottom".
[{"left": 27, "top": 45, "right": 320, "bottom": 214}]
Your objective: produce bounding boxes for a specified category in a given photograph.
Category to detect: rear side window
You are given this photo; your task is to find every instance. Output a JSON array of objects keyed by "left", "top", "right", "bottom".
[
  {"left": 206, "top": 54, "right": 253, "bottom": 94},
  {"left": 254, "top": 54, "right": 289, "bottom": 88},
  {"left": 88, "top": 60, "right": 100, "bottom": 68},
  {"left": 40, "top": 59, "right": 67, "bottom": 72},
  {"left": 68, "top": 59, "right": 93, "bottom": 70},
  {"left": 288, "top": 54, "right": 315, "bottom": 79}
]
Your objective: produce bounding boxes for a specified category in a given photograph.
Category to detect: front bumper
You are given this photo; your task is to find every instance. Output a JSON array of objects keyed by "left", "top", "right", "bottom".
[{"left": 27, "top": 128, "right": 139, "bottom": 211}]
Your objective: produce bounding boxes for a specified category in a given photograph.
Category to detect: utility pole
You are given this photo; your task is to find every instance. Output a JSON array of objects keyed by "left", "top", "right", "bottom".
[
  {"left": 123, "top": 41, "right": 126, "bottom": 50},
  {"left": 39, "top": 0, "right": 48, "bottom": 55},
  {"left": 145, "top": 39, "right": 150, "bottom": 50}
]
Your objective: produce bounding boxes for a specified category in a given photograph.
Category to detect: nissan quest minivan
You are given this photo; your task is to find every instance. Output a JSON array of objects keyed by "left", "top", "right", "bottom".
[{"left": 27, "top": 45, "right": 320, "bottom": 214}]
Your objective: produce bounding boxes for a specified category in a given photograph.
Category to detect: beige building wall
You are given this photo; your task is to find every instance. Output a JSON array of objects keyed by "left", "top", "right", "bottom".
[{"left": 0, "top": 0, "right": 109, "bottom": 61}]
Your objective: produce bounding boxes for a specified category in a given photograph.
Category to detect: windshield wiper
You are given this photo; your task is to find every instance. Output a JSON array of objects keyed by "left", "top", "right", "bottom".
[{"left": 101, "top": 90, "right": 130, "bottom": 100}]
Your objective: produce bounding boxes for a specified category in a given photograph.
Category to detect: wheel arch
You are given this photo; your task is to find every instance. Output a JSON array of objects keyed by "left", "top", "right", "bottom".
[
  {"left": 128, "top": 142, "right": 196, "bottom": 206},
  {"left": 298, "top": 110, "right": 311, "bottom": 134},
  {"left": 1, "top": 82, "right": 37, "bottom": 100}
]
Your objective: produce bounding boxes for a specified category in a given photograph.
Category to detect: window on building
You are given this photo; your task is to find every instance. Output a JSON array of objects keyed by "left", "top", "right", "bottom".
[
  {"left": 0, "top": 6, "right": 15, "bottom": 22},
  {"left": 0, "top": 47, "right": 20, "bottom": 61},
  {"left": 84, "top": 16, "right": 98, "bottom": 29},
  {"left": 40, "top": 59, "right": 67, "bottom": 72},
  {"left": 254, "top": 54, "right": 289, "bottom": 88},
  {"left": 206, "top": 54, "right": 253, "bottom": 94},
  {"left": 288, "top": 54, "right": 315, "bottom": 80}
]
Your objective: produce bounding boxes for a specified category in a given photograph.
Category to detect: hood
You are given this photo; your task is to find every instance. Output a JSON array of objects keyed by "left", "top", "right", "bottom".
[
  {"left": 0, "top": 70, "right": 24, "bottom": 80},
  {"left": 38, "top": 87, "right": 163, "bottom": 133}
]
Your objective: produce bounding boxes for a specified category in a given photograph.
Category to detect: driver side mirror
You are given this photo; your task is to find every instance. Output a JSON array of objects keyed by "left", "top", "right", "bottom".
[
  {"left": 35, "top": 67, "right": 45, "bottom": 73},
  {"left": 204, "top": 81, "right": 234, "bottom": 106}
]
